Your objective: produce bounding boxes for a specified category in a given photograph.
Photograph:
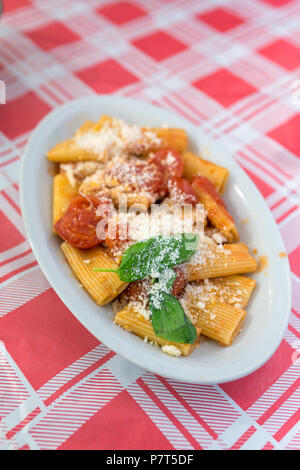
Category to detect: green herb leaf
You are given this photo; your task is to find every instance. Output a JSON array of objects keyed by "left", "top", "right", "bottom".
[
  {"left": 151, "top": 268, "right": 176, "bottom": 292},
  {"left": 149, "top": 291, "right": 197, "bottom": 344},
  {"left": 165, "top": 270, "right": 177, "bottom": 291},
  {"left": 94, "top": 233, "right": 198, "bottom": 282}
]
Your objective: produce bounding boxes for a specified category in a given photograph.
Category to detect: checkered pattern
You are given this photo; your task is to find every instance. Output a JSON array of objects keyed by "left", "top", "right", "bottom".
[{"left": 0, "top": 0, "right": 299, "bottom": 451}]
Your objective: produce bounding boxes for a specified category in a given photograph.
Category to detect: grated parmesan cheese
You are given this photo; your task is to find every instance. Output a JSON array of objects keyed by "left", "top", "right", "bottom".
[
  {"left": 148, "top": 268, "right": 176, "bottom": 309},
  {"left": 74, "top": 119, "right": 162, "bottom": 162},
  {"left": 211, "top": 231, "right": 228, "bottom": 244},
  {"left": 161, "top": 345, "right": 182, "bottom": 357},
  {"left": 180, "top": 277, "right": 246, "bottom": 325},
  {"left": 60, "top": 162, "right": 105, "bottom": 187},
  {"left": 128, "top": 300, "right": 150, "bottom": 321},
  {"left": 105, "top": 203, "right": 204, "bottom": 250},
  {"left": 165, "top": 151, "right": 176, "bottom": 166},
  {"left": 186, "top": 240, "right": 231, "bottom": 273}
]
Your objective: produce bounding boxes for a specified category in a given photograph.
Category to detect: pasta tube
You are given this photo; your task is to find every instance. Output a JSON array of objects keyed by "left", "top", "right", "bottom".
[
  {"left": 61, "top": 242, "right": 128, "bottom": 305},
  {"left": 150, "top": 128, "right": 188, "bottom": 153},
  {"left": 182, "top": 151, "right": 229, "bottom": 194},
  {"left": 186, "top": 243, "right": 257, "bottom": 281},
  {"left": 202, "top": 275, "right": 256, "bottom": 309},
  {"left": 47, "top": 115, "right": 187, "bottom": 162},
  {"left": 114, "top": 303, "right": 201, "bottom": 356},
  {"left": 190, "top": 302, "right": 246, "bottom": 346},
  {"left": 53, "top": 174, "right": 78, "bottom": 226},
  {"left": 192, "top": 176, "right": 239, "bottom": 242}
]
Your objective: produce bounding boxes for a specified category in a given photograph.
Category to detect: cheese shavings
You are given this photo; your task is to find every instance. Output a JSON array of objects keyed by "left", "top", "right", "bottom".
[
  {"left": 161, "top": 345, "right": 182, "bottom": 357},
  {"left": 128, "top": 300, "right": 151, "bottom": 321},
  {"left": 148, "top": 268, "right": 176, "bottom": 310},
  {"left": 126, "top": 205, "right": 199, "bottom": 243},
  {"left": 74, "top": 119, "right": 162, "bottom": 162},
  {"left": 61, "top": 162, "right": 105, "bottom": 187},
  {"left": 186, "top": 241, "right": 231, "bottom": 271},
  {"left": 180, "top": 278, "right": 247, "bottom": 325}
]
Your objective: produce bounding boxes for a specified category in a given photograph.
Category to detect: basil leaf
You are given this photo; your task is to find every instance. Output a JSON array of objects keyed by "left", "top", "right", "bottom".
[
  {"left": 94, "top": 233, "right": 198, "bottom": 282},
  {"left": 165, "top": 270, "right": 176, "bottom": 291},
  {"left": 149, "top": 291, "right": 197, "bottom": 344}
]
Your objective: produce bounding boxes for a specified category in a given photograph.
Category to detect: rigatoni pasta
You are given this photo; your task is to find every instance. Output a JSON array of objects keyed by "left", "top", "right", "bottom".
[
  {"left": 150, "top": 127, "right": 187, "bottom": 153},
  {"left": 114, "top": 303, "right": 201, "bottom": 356},
  {"left": 186, "top": 243, "right": 257, "bottom": 281},
  {"left": 192, "top": 176, "right": 239, "bottom": 242},
  {"left": 61, "top": 242, "right": 128, "bottom": 305},
  {"left": 53, "top": 174, "right": 78, "bottom": 225},
  {"left": 193, "top": 303, "right": 246, "bottom": 346},
  {"left": 180, "top": 275, "right": 255, "bottom": 345},
  {"left": 182, "top": 151, "right": 229, "bottom": 194},
  {"left": 47, "top": 118, "right": 187, "bottom": 163}
]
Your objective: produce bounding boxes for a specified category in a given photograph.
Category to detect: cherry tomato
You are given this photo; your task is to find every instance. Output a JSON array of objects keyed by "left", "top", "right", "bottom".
[
  {"left": 122, "top": 279, "right": 152, "bottom": 303},
  {"left": 122, "top": 267, "right": 186, "bottom": 303},
  {"left": 171, "top": 266, "right": 187, "bottom": 297},
  {"left": 106, "top": 159, "right": 166, "bottom": 197},
  {"left": 150, "top": 148, "right": 183, "bottom": 179},
  {"left": 67, "top": 194, "right": 100, "bottom": 213},
  {"left": 167, "top": 177, "right": 199, "bottom": 205},
  {"left": 54, "top": 195, "right": 112, "bottom": 249}
]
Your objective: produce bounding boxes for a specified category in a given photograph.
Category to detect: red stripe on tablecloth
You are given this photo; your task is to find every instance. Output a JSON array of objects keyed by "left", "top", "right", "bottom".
[
  {"left": 1, "top": 190, "right": 21, "bottom": 215},
  {"left": 0, "top": 261, "right": 37, "bottom": 284},
  {"left": 274, "top": 409, "right": 300, "bottom": 442},
  {"left": 270, "top": 197, "right": 286, "bottom": 210},
  {"left": 0, "top": 156, "right": 19, "bottom": 168},
  {"left": 137, "top": 377, "right": 202, "bottom": 450},
  {"left": 6, "top": 407, "right": 42, "bottom": 440},
  {"left": 276, "top": 205, "right": 298, "bottom": 224},
  {"left": 40, "top": 84, "right": 64, "bottom": 105},
  {"left": 292, "top": 308, "right": 300, "bottom": 320},
  {"left": 288, "top": 324, "right": 300, "bottom": 339},
  {"left": 237, "top": 150, "right": 285, "bottom": 185},
  {"left": 44, "top": 350, "right": 115, "bottom": 406},
  {"left": 0, "top": 248, "right": 32, "bottom": 269},
  {"left": 230, "top": 426, "right": 256, "bottom": 450},
  {"left": 257, "top": 377, "right": 300, "bottom": 425},
  {"left": 50, "top": 80, "right": 74, "bottom": 100},
  {"left": 246, "top": 144, "right": 293, "bottom": 180},
  {"left": 262, "top": 441, "right": 274, "bottom": 450},
  {"left": 156, "top": 375, "right": 218, "bottom": 440},
  {"left": 241, "top": 97, "right": 278, "bottom": 124}
]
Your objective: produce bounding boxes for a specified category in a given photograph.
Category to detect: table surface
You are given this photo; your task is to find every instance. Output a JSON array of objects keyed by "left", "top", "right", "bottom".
[{"left": 0, "top": 0, "right": 299, "bottom": 451}]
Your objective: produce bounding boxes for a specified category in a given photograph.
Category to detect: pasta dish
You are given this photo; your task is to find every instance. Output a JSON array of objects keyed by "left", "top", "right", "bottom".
[{"left": 47, "top": 116, "right": 257, "bottom": 358}]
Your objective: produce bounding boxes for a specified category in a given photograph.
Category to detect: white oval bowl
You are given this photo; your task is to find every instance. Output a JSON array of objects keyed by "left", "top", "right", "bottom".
[{"left": 20, "top": 96, "right": 291, "bottom": 384}]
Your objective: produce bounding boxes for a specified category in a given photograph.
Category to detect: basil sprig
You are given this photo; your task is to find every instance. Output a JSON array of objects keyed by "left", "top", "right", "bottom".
[
  {"left": 149, "top": 291, "right": 197, "bottom": 344},
  {"left": 94, "top": 233, "right": 198, "bottom": 282}
]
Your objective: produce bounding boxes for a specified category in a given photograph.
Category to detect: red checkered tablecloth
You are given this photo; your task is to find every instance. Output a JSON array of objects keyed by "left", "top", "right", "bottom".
[{"left": 0, "top": 0, "right": 299, "bottom": 451}]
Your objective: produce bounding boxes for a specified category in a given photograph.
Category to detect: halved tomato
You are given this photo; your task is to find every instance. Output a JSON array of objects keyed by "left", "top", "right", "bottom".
[
  {"left": 167, "top": 177, "right": 199, "bottom": 205},
  {"left": 150, "top": 147, "right": 183, "bottom": 179},
  {"left": 122, "top": 279, "right": 152, "bottom": 303},
  {"left": 122, "top": 266, "right": 186, "bottom": 303},
  {"left": 54, "top": 194, "right": 112, "bottom": 249}
]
